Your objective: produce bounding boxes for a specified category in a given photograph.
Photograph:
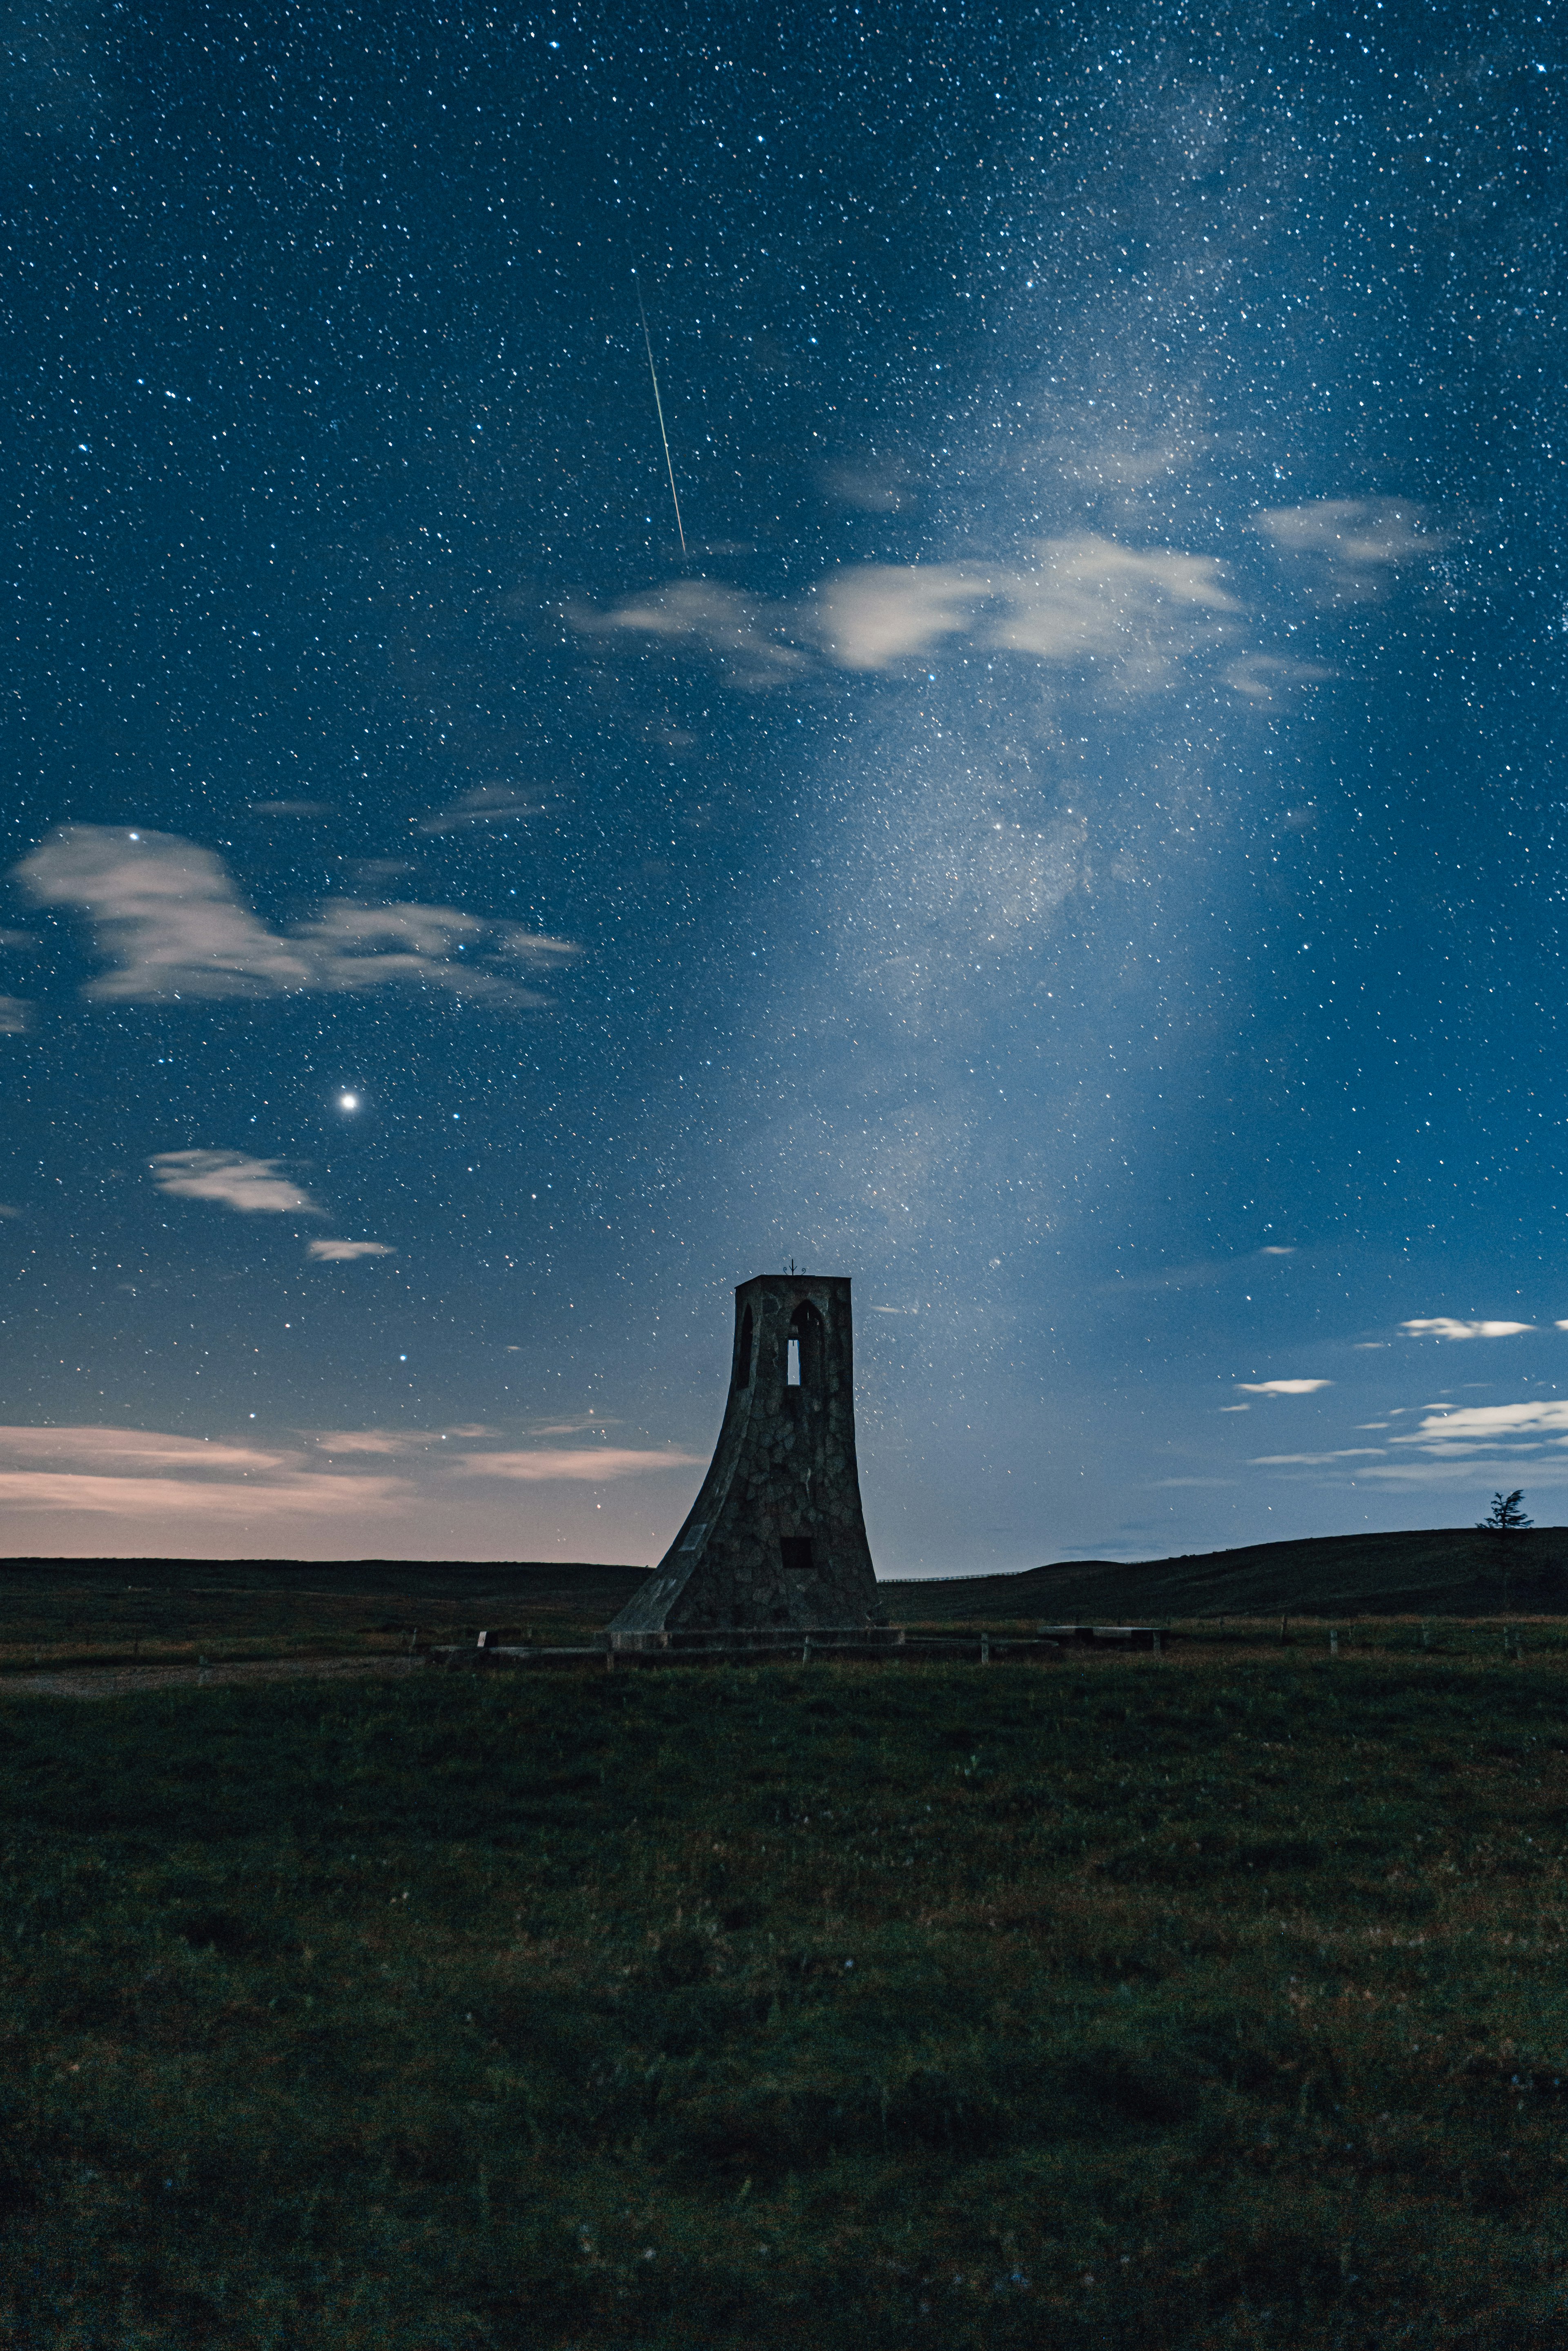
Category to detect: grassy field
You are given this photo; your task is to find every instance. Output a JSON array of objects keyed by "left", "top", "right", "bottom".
[
  {"left": 2, "top": 1640, "right": 1568, "bottom": 2347},
  {"left": 0, "top": 1527, "right": 1559, "bottom": 1685},
  {"left": 0, "top": 1557, "right": 647, "bottom": 1673}
]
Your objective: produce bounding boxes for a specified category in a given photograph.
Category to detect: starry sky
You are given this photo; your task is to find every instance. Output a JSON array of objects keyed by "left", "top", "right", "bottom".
[{"left": 1, "top": 0, "right": 1564, "bottom": 1566}]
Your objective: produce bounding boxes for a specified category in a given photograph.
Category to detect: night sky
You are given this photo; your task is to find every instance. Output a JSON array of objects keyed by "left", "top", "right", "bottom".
[{"left": 1, "top": 1, "right": 1564, "bottom": 1566}]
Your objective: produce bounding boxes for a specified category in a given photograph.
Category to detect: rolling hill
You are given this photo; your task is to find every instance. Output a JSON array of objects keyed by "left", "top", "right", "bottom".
[{"left": 878, "top": 1526, "right": 1568, "bottom": 1624}]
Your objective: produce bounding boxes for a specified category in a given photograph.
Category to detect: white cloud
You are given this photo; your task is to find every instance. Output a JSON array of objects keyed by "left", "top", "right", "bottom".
[
  {"left": 988, "top": 536, "right": 1239, "bottom": 686},
  {"left": 1393, "top": 1399, "right": 1568, "bottom": 1446},
  {"left": 582, "top": 535, "right": 1240, "bottom": 696},
  {"left": 1235, "top": 1379, "right": 1333, "bottom": 1395},
  {"left": 806, "top": 563, "right": 999, "bottom": 668},
  {"left": 150, "top": 1150, "right": 321, "bottom": 1216},
  {"left": 452, "top": 1447, "right": 705, "bottom": 1483},
  {"left": 1399, "top": 1318, "right": 1533, "bottom": 1341},
  {"left": 0, "top": 996, "right": 31, "bottom": 1033},
  {"left": 306, "top": 1239, "right": 395, "bottom": 1262},
  {"left": 808, "top": 537, "right": 1238, "bottom": 687},
  {"left": 292, "top": 900, "right": 577, "bottom": 986},
  {"left": 1218, "top": 1403, "right": 1251, "bottom": 1412},
  {"left": 16, "top": 827, "right": 577, "bottom": 1005}
]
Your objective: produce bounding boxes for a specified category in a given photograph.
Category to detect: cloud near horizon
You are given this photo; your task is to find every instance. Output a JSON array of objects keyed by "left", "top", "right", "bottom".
[
  {"left": 0, "top": 1422, "right": 706, "bottom": 1545},
  {"left": 1248, "top": 1448, "right": 1385, "bottom": 1466},
  {"left": 0, "top": 1426, "right": 294, "bottom": 1473},
  {"left": 1235, "top": 1379, "right": 1333, "bottom": 1395},
  {"left": 17, "top": 827, "right": 577, "bottom": 1006},
  {"left": 1399, "top": 1318, "right": 1533, "bottom": 1341},
  {"left": 1393, "top": 1399, "right": 1568, "bottom": 1447},
  {"left": 453, "top": 1446, "right": 706, "bottom": 1482}
]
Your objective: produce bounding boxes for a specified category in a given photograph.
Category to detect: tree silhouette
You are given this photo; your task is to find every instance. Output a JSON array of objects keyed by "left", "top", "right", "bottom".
[
  {"left": 1479, "top": 1490, "right": 1532, "bottom": 1534},
  {"left": 1479, "top": 1491, "right": 1532, "bottom": 1613}
]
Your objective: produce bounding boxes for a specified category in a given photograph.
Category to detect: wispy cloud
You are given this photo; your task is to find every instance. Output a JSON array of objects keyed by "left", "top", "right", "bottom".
[
  {"left": 1356, "top": 1454, "right": 1568, "bottom": 1490},
  {"left": 0, "top": 1422, "right": 695, "bottom": 1554},
  {"left": 0, "top": 996, "right": 32, "bottom": 1033},
  {"left": 306, "top": 1239, "right": 395, "bottom": 1261},
  {"left": 415, "top": 786, "right": 543, "bottom": 834},
  {"left": 1235, "top": 1379, "right": 1333, "bottom": 1395},
  {"left": 313, "top": 1427, "right": 494, "bottom": 1454},
  {"left": 0, "top": 1426, "right": 294, "bottom": 1473},
  {"left": 0, "top": 1421, "right": 406, "bottom": 1521},
  {"left": 0, "top": 1471, "right": 408, "bottom": 1519},
  {"left": 150, "top": 1151, "right": 321, "bottom": 1216},
  {"left": 1399, "top": 1318, "right": 1533, "bottom": 1341},
  {"left": 1252, "top": 499, "right": 1444, "bottom": 601},
  {"left": 1393, "top": 1400, "right": 1568, "bottom": 1447},
  {"left": 452, "top": 1447, "right": 705, "bottom": 1482},
  {"left": 574, "top": 580, "right": 809, "bottom": 686},
  {"left": 1249, "top": 1449, "right": 1385, "bottom": 1466},
  {"left": 580, "top": 535, "right": 1241, "bottom": 697},
  {"left": 17, "top": 827, "right": 577, "bottom": 1006},
  {"left": 1221, "top": 653, "right": 1335, "bottom": 702}
]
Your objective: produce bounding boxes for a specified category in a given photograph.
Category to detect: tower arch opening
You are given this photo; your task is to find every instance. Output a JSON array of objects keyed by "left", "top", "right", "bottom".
[{"left": 787, "top": 1298, "right": 825, "bottom": 1390}]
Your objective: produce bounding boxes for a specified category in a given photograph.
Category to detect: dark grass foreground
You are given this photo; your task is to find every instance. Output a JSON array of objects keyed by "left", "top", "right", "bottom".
[{"left": 2, "top": 1656, "right": 1567, "bottom": 2348}]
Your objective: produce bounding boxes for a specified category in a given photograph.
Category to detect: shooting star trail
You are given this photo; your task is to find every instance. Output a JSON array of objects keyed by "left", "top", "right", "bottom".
[{"left": 635, "top": 272, "right": 687, "bottom": 557}]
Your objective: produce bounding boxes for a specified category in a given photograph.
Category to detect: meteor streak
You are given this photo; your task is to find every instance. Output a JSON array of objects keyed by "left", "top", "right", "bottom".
[{"left": 634, "top": 271, "right": 686, "bottom": 556}]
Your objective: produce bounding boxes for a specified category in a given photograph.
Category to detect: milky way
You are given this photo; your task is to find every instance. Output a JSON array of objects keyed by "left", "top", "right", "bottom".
[{"left": 1, "top": 4, "right": 1563, "bottom": 1564}]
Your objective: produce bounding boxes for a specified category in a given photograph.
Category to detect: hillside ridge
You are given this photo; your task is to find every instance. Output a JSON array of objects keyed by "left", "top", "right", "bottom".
[{"left": 879, "top": 1526, "right": 1567, "bottom": 1622}]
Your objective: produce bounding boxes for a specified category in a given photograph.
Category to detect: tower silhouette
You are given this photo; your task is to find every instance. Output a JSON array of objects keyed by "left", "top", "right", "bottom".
[{"left": 608, "top": 1272, "right": 884, "bottom": 1647}]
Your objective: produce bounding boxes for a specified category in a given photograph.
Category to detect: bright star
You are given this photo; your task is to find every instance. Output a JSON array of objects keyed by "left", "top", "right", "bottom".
[{"left": 338, "top": 1093, "right": 359, "bottom": 1111}]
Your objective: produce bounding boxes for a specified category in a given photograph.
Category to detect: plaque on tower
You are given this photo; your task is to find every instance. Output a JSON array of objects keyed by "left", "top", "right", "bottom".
[{"left": 607, "top": 1272, "right": 889, "bottom": 1651}]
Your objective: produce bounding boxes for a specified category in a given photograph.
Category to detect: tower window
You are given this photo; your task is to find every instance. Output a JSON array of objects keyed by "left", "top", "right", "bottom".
[
  {"left": 735, "top": 1304, "right": 753, "bottom": 1388},
  {"left": 787, "top": 1299, "right": 824, "bottom": 1388},
  {"left": 780, "top": 1535, "right": 814, "bottom": 1576}
]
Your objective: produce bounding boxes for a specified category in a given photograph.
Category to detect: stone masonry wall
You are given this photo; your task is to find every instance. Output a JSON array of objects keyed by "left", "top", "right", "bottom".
[{"left": 607, "top": 1274, "right": 882, "bottom": 1638}]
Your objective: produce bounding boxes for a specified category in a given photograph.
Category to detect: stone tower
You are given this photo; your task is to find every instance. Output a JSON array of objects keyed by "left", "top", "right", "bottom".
[{"left": 608, "top": 1272, "right": 884, "bottom": 1646}]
